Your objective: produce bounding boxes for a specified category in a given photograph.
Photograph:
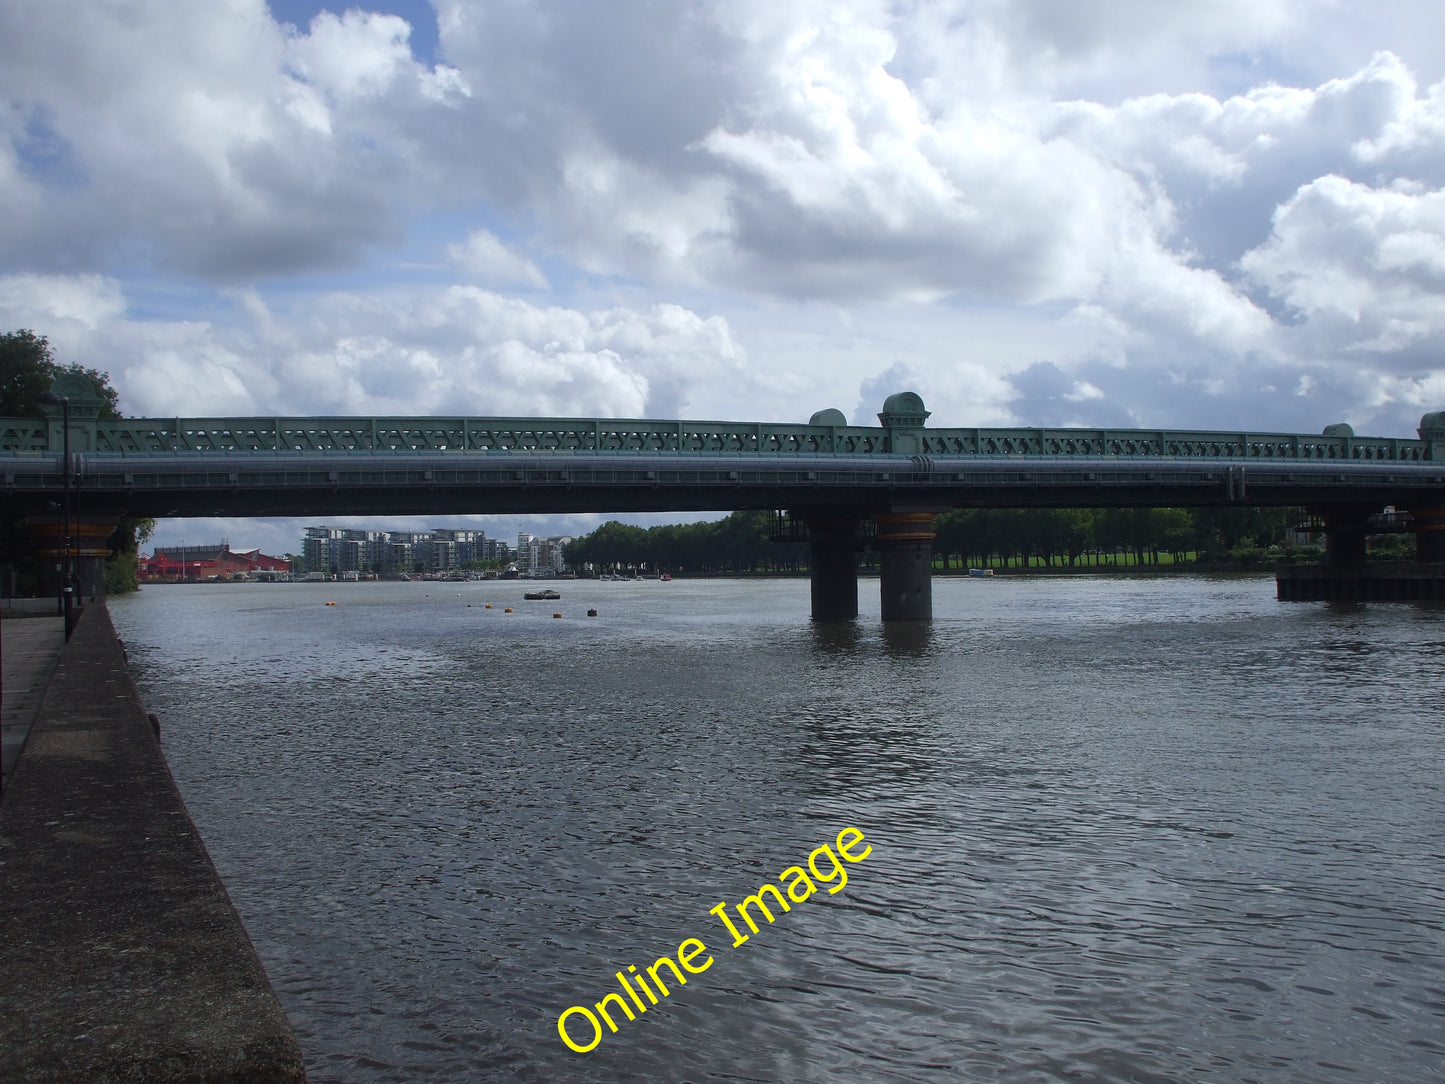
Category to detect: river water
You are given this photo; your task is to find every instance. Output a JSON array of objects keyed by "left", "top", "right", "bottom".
[{"left": 109, "top": 576, "right": 1445, "bottom": 1083}]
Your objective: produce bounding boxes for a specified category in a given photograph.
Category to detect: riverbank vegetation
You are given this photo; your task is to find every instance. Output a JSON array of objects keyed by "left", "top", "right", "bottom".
[
  {"left": 0, "top": 329, "right": 153, "bottom": 595},
  {"left": 565, "top": 512, "right": 808, "bottom": 575},
  {"left": 564, "top": 506, "right": 1333, "bottom": 576},
  {"left": 932, "top": 507, "right": 1309, "bottom": 570}
]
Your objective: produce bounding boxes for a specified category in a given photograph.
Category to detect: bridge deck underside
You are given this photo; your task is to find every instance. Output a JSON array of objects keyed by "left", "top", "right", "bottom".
[{"left": 3, "top": 455, "right": 1443, "bottom": 519}]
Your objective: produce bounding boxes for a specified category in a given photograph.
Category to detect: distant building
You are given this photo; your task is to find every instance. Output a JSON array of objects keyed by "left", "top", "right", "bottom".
[
  {"left": 303, "top": 527, "right": 388, "bottom": 573},
  {"left": 431, "top": 529, "right": 485, "bottom": 566},
  {"left": 232, "top": 549, "right": 291, "bottom": 573},
  {"left": 516, "top": 532, "right": 573, "bottom": 577},
  {"left": 142, "top": 543, "right": 292, "bottom": 582},
  {"left": 302, "top": 527, "right": 347, "bottom": 574},
  {"left": 302, "top": 525, "right": 513, "bottom": 575}
]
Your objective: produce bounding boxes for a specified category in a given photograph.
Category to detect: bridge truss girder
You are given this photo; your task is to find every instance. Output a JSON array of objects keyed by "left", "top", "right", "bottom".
[{"left": 3, "top": 454, "right": 1444, "bottom": 521}]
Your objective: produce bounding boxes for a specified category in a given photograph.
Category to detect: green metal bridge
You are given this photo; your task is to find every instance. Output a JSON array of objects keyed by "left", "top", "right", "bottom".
[
  {"left": 4, "top": 382, "right": 1444, "bottom": 615},
  {"left": 3, "top": 400, "right": 1441, "bottom": 461}
]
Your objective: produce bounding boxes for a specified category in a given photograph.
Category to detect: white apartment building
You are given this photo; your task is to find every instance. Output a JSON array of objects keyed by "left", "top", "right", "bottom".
[
  {"left": 304, "top": 526, "right": 513, "bottom": 574},
  {"left": 516, "top": 532, "right": 573, "bottom": 577}
]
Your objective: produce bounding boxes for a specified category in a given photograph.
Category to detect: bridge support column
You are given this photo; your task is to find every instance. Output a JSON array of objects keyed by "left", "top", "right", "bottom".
[
  {"left": 874, "top": 512, "right": 937, "bottom": 621},
  {"left": 1278, "top": 503, "right": 1445, "bottom": 600},
  {"left": 1321, "top": 508, "right": 1370, "bottom": 566},
  {"left": 29, "top": 517, "right": 117, "bottom": 603},
  {"left": 805, "top": 515, "right": 860, "bottom": 622},
  {"left": 1413, "top": 506, "right": 1445, "bottom": 563}
]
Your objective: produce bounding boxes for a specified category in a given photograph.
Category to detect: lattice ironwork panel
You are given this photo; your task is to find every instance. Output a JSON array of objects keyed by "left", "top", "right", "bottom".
[
  {"left": 1, "top": 412, "right": 1437, "bottom": 462},
  {"left": 0, "top": 424, "right": 48, "bottom": 452}
]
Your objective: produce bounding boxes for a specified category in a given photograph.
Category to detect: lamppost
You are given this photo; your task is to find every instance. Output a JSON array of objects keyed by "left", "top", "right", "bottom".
[{"left": 37, "top": 391, "right": 74, "bottom": 640}]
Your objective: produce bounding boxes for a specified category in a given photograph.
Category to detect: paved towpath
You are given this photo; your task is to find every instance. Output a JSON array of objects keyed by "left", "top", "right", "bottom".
[
  {"left": 1, "top": 612, "right": 65, "bottom": 790},
  {"left": 1, "top": 602, "right": 307, "bottom": 1082}
]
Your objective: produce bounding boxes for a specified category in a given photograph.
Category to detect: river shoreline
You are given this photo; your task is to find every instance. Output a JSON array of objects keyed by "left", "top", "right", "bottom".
[{"left": 0, "top": 602, "right": 306, "bottom": 1083}]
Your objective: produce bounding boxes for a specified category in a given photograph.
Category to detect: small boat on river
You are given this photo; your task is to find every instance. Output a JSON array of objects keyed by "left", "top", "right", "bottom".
[
  {"left": 524, "top": 588, "right": 562, "bottom": 600},
  {"left": 968, "top": 568, "right": 994, "bottom": 577}
]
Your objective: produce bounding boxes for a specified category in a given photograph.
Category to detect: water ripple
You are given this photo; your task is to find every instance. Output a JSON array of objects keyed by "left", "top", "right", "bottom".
[{"left": 110, "top": 578, "right": 1445, "bottom": 1083}]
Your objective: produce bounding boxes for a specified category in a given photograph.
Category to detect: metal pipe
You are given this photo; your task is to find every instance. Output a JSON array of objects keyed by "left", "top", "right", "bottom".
[{"left": 38, "top": 392, "right": 74, "bottom": 640}]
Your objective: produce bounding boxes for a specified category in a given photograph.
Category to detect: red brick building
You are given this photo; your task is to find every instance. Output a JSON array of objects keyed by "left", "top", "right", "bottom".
[
  {"left": 140, "top": 544, "right": 292, "bottom": 582},
  {"left": 232, "top": 549, "right": 291, "bottom": 573}
]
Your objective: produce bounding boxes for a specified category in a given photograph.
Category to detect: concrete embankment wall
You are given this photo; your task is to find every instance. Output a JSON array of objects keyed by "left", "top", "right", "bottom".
[{"left": 0, "top": 603, "right": 306, "bottom": 1083}]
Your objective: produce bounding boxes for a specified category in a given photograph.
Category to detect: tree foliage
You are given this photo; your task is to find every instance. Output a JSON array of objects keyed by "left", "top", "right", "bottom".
[
  {"left": 932, "top": 506, "right": 1303, "bottom": 568},
  {"left": 0, "top": 329, "right": 121, "bottom": 419},
  {"left": 0, "top": 330, "right": 57, "bottom": 417},
  {"left": 1, "top": 328, "right": 145, "bottom": 594},
  {"left": 105, "top": 517, "right": 155, "bottom": 594},
  {"left": 566, "top": 505, "right": 1313, "bottom": 577},
  {"left": 565, "top": 511, "right": 806, "bottom": 574}
]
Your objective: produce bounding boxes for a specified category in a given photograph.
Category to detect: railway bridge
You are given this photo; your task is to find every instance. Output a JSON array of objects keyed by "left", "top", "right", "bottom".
[{"left": 5, "top": 376, "right": 1444, "bottom": 617}]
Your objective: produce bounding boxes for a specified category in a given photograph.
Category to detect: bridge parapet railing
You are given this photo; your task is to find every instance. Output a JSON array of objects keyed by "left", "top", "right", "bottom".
[
  {"left": 0, "top": 416, "right": 1432, "bottom": 461},
  {"left": 920, "top": 428, "right": 1428, "bottom": 461},
  {"left": 55, "top": 418, "right": 891, "bottom": 455}
]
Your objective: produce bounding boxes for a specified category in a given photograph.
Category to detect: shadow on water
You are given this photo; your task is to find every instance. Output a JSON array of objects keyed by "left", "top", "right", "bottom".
[
  {"left": 1322, "top": 599, "right": 1445, "bottom": 616},
  {"left": 881, "top": 621, "right": 934, "bottom": 658},
  {"left": 806, "top": 619, "right": 936, "bottom": 659},
  {"left": 808, "top": 619, "right": 863, "bottom": 656}
]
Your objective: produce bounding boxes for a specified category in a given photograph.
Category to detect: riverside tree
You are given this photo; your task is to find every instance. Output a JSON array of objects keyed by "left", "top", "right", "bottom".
[
  {"left": 0, "top": 330, "right": 121, "bottom": 418},
  {"left": 0, "top": 329, "right": 152, "bottom": 594}
]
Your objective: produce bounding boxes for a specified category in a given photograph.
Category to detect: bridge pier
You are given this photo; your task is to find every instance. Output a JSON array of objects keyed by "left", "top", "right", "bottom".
[
  {"left": 1321, "top": 507, "right": 1371, "bottom": 566},
  {"left": 805, "top": 514, "right": 861, "bottom": 622},
  {"left": 1279, "top": 500, "right": 1445, "bottom": 600},
  {"left": 875, "top": 512, "right": 937, "bottom": 621},
  {"left": 29, "top": 517, "right": 116, "bottom": 603},
  {"left": 1413, "top": 506, "right": 1445, "bottom": 563}
]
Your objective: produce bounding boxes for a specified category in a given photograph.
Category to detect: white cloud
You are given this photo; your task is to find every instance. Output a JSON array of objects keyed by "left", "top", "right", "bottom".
[
  {"left": 0, "top": 0, "right": 466, "bottom": 279},
  {"left": 4, "top": 0, "right": 1445, "bottom": 459},
  {"left": 0, "top": 273, "right": 125, "bottom": 330},
  {"left": 1241, "top": 174, "right": 1445, "bottom": 346},
  {"left": 447, "top": 229, "right": 548, "bottom": 289},
  {"left": 0, "top": 273, "right": 750, "bottom": 421},
  {"left": 285, "top": 10, "right": 416, "bottom": 101}
]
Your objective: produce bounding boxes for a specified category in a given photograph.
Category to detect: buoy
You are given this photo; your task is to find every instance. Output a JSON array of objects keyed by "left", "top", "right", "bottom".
[
  {"left": 587, "top": 608, "right": 598, "bottom": 617},
  {"left": 485, "top": 603, "right": 493, "bottom": 609},
  {"left": 504, "top": 607, "right": 513, "bottom": 613},
  {"left": 325, "top": 601, "right": 336, "bottom": 606},
  {"left": 553, "top": 611, "right": 563, "bottom": 618}
]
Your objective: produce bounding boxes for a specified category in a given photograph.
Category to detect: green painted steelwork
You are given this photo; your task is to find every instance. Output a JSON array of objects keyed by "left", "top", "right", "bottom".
[{"left": 0, "top": 414, "right": 1435, "bottom": 462}]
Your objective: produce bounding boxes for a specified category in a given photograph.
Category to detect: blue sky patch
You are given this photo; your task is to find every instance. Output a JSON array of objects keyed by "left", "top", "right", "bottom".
[{"left": 267, "top": 0, "right": 440, "bottom": 65}]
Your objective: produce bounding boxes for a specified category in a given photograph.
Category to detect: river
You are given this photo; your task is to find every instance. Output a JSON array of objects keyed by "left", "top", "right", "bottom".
[{"left": 108, "top": 575, "right": 1445, "bottom": 1083}]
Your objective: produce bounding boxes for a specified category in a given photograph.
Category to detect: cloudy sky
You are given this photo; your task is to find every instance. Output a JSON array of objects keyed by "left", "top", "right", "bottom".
[{"left": 6, "top": 0, "right": 1445, "bottom": 555}]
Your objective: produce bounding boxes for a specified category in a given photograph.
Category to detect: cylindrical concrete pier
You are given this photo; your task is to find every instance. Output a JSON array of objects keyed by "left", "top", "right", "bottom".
[
  {"left": 874, "top": 511, "right": 937, "bottom": 621},
  {"left": 806, "top": 515, "right": 861, "bottom": 622},
  {"left": 1321, "top": 508, "right": 1369, "bottom": 566},
  {"left": 30, "top": 518, "right": 115, "bottom": 600},
  {"left": 1413, "top": 506, "right": 1445, "bottom": 563}
]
